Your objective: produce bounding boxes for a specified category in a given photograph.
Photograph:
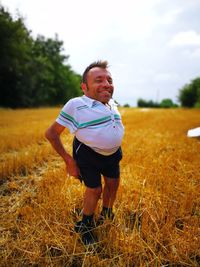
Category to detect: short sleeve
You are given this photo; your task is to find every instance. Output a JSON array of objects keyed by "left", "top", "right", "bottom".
[{"left": 56, "top": 99, "right": 78, "bottom": 133}]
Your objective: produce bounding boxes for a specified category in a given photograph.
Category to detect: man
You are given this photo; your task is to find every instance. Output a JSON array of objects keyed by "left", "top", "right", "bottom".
[{"left": 45, "top": 60, "right": 124, "bottom": 245}]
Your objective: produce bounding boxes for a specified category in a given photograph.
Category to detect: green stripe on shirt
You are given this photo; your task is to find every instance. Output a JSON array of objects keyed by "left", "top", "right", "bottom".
[
  {"left": 61, "top": 111, "right": 112, "bottom": 129},
  {"left": 79, "top": 116, "right": 111, "bottom": 128},
  {"left": 60, "top": 111, "right": 79, "bottom": 127},
  {"left": 114, "top": 114, "right": 121, "bottom": 120}
]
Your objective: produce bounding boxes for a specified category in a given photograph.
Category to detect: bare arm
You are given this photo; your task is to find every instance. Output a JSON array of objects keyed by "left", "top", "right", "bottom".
[{"left": 45, "top": 122, "right": 80, "bottom": 178}]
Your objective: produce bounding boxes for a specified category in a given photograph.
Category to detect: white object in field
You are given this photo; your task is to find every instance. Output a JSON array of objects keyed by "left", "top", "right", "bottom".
[{"left": 187, "top": 127, "right": 200, "bottom": 137}]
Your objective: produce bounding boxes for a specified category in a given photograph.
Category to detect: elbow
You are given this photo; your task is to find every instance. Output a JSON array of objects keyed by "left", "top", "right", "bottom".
[{"left": 45, "top": 122, "right": 63, "bottom": 142}]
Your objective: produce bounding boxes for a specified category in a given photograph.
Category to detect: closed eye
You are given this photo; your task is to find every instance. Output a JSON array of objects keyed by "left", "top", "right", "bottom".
[
  {"left": 95, "top": 79, "right": 103, "bottom": 83},
  {"left": 108, "top": 78, "right": 113, "bottom": 84}
]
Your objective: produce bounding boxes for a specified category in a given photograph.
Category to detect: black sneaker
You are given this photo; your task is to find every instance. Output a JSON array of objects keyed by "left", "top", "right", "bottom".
[{"left": 74, "top": 221, "right": 97, "bottom": 246}]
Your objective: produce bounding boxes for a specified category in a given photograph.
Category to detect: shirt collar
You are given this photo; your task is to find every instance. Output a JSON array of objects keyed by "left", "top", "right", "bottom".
[{"left": 82, "top": 95, "right": 97, "bottom": 108}]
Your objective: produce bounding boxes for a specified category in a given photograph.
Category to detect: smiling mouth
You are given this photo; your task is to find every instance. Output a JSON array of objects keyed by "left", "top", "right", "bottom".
[
  {"left": 100, "top": 92, "right": 112, "bottom": 97},
  {"left": 99, "top": 89, "right": 112, "bottom": 94}
]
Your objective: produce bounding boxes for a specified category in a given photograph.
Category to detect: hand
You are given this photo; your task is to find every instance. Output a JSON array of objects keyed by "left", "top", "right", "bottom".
[{"left": 65, "top": 156, "right": 80, "bottom": 179}]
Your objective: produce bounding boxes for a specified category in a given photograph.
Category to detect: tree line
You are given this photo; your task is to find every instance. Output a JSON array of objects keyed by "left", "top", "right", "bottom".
[
  {"left": 136, "top": 77, "right": 200, "bottom": 108},
  {"left": 0, "top": 5, "right": 82, "bottom": 108},
  {"left": 137, "top": 98, "right": 178, "bottom": 108}
]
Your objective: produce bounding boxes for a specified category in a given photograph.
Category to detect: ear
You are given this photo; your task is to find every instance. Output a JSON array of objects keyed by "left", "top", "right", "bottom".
[{"left": 81, "top": 82, "right": 87, "bottom": 94}]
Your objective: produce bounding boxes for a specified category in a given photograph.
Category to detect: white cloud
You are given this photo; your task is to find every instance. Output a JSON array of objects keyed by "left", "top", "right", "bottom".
[
  {"left": 153, "top": 73, "right": 180, "bottom": 83},
  {"left": 190, "top": 48, "right": 200, "bottom": 58},
  {"left": 183, "top": 48, "right": 200, "bottom": 58},
  {"left": 161, "top": 8, "right": 183, "bottom": 25},
  {"left": 169, "top": 31, "right": 200, "bottom": 47}
]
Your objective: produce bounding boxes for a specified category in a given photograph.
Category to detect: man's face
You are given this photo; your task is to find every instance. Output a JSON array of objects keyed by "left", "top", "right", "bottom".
[{"left": 81, "top": 67, "right": 114, "bottom": 104}]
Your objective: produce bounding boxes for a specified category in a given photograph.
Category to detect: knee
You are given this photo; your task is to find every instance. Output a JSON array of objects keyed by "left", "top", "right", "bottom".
[
  {"left": 87, "top": 186, "right": 102, "bottom": 199},
  {"left": 94, "top": 186, "right": 102, "bottom": 198},
  {"left": 105, "top": 179, "right": 119, "bottom": 192}
]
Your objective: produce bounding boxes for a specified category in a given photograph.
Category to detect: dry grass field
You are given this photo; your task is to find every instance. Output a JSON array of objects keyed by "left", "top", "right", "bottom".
[{"left": 0, "top": 107, "right": 199, "bottom": 267}]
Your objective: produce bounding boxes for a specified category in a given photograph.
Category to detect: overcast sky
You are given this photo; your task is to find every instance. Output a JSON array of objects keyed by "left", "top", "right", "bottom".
[{"left": 2, "top": 0, "right": 200, "bottom": 106}]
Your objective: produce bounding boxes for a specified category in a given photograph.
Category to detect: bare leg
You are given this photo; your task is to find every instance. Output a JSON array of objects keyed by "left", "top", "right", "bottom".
[
  {"left": 75, "top": 186, "right": 102, "bottom": 245},
  {"left": 83, "top": 186, "right": 102, "bottom": 215},
  {"left": 102, "top": 177, "right": 119, "bottom": 208}
]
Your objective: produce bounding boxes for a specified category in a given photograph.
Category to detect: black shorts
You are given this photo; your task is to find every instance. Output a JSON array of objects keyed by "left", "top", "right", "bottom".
[{"left": 73, "top": 137, "right": 122, "bottom": 188}]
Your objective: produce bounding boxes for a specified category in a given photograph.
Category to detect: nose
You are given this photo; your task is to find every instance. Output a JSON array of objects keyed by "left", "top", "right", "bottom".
[{"left": 102, "top": 79, "right": 112, "bottom": 88}]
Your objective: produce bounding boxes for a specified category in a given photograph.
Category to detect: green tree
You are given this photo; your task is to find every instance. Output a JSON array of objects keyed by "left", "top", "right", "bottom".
[
  {"left": 29, "top": 35, "right": 81, "bottom": 106},
  {"left": 137, "top": 98, "right": 148, "bottom": 107},
  {"left": 160, "top": 98, "right": 177, "bottom": 108},
  {"left": 0, "top": 5, "right": 82, "bottom": 108},
  {"left": 0, "top": 5, "right": 33, "bottom": 107},
  {"left": 137, "top": 98, "right": 159, "bottom": 108},
  {"left": 123, "top": 103, "right": 130, "bottom": 107},
  {"left": 178, "top": 77, "right": 200, "bottom": 107}
]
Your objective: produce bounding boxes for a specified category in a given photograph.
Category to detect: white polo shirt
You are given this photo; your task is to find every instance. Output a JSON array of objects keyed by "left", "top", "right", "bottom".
[{"left": 56, "top": 95, "right": 124, "bottom": 155}]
